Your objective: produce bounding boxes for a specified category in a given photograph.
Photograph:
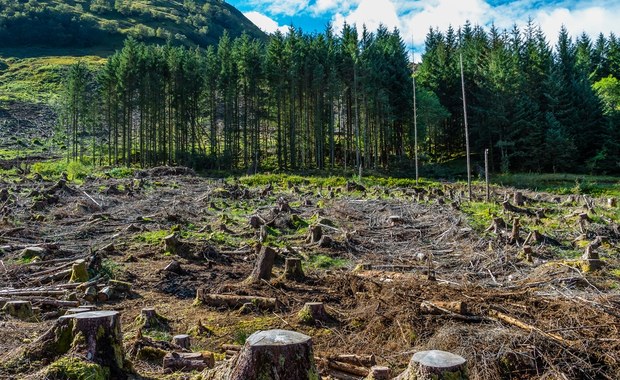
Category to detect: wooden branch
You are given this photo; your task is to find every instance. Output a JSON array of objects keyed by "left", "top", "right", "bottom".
[
  {"left": 328, "top": 360, "right": 369, "bottom": 377},
  {"left": 488, "top": 310, "right": 575, "bottom": 347}
]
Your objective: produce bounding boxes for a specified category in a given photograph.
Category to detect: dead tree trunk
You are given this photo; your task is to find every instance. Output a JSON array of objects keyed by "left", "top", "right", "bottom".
[
  {"left": 228, "top": 329, "right": 319, "bottom": 380},
  {"left": 246, "top": 245, "right": 276, "bottom": 283},
  {"left": 396, "top": 350, "right": 467, "bottom": 380}
]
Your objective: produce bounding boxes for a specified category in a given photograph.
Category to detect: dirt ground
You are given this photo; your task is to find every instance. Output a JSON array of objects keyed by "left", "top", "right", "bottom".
[{"left": 1, "top": 166, "right": 619, "bottom": 379}]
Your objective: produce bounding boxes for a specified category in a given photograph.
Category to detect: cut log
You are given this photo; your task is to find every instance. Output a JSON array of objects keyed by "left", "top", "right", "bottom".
[
  {"left": 228, "top": 329, "right": 319, "bottom": 380},
  {"left": 83, "top": 286, "right": 98, "bottom": 302},
  {"left": 387, "top": 215, "right": 404, "bottom": 227},
  {"left": 2, "top": 300, "right": 34, "bottom": 320},
  {"left": 283, "top": 257, "right": 305, "bottom": 280},
  {"left": 246, "top": 245, "right": 276, "bottom": 283},
  {"left": 97, "top": 286, "right": 114, "bottom": 302},
  {"left": 195, "top": 291, "right": 278, "bottom": 311},
  {"left": 163, "top": 352, "right": 215, "bottom": 373},
  {"left": 109, "top": 279, "right": 132, "bottom": 293},
  {"left": 366, "top": 366, "right": 391, "bottom": 380},
  {"left": 327, "top": 354, "right": 376, "bottom": 367},
  {"left": 396, "top": 350, "right": 467, "bottom": 380},
  {"left": 328, "top": 360, "right": 369, "bottom": 377},
  {"left": 173, "top": 334, "right": 191, "bottom": 349}
]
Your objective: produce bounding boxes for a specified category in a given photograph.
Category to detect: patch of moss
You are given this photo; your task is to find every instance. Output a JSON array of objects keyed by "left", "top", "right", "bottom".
[{"left": 46, "top": 356, "right": 109, "bottom": 380}]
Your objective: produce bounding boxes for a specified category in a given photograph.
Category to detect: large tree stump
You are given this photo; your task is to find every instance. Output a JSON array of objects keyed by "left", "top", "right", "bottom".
[
  {"left": 2, "top": 300, "right": 34, "bottom": 320},
  {"left": 396, "top": 350, "right": 467, "bottom": 380},
  {"left": 246, "top": 245, "right": 276, "bottom": 283},
  {"left": 228, "top": 329, "right": 319, "bottom": 380},
  {"left": 513, "top": 191, "right": 524, "bottom": 206},
  {"left": 29, "top": 311, "right": 127, "bottom": 378},
  {"left": 283, "top": 257, "right": 305, "bottom": 280}
]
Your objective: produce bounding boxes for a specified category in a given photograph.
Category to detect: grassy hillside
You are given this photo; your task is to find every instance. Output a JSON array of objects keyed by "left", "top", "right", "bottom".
[
  {"left": 0, "top": 0, "right": 265, "bottom": 50},
  {"left": 0, "top": 0, "right": 265, "bottom": 103}
]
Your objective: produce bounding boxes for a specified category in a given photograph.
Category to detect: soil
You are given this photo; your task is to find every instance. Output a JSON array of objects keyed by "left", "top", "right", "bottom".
[{"left": 0, "top": 167, "right": 619, "bottom": 379}]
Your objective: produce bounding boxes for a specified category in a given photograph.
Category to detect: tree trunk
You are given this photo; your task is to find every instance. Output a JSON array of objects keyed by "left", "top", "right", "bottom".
[
  {"left": 396, "top": 350, "right": 467, "bottom": 380},
  {"left": 284, "top": 257, "right": 305, "bottom": 280},
  {"left": 195, "top": 291, "right": 278, "bottom": 311},
  {"left": 163, "top": 352, "right": 215, "bottom": 373},
  {"left": 246, "top": 245, "right": 276, "bottom": 283},
  {"left": 228, "top": 329, "right": 319, "bottom": 380}
]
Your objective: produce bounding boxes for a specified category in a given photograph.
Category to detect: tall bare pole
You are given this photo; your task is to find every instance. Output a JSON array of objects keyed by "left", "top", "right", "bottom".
[
  {"left": 485, "top": 148, "right": 490, "bottom": 201},
  {"left": 412, "top": 48, "right": 419, "bottom": 185},
  {"left": 460, "top": 52, "right": 472, "bottom": 200}
]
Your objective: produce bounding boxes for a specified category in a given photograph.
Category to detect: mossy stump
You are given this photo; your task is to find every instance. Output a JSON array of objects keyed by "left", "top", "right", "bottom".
[
  {"left": 69, "top": 259, "right": 89, "bottom": 283},
  {"left": 298, "top": 302, "right": 329, "bottom": 324},
  {"left": 228, "top": 329, "right": 319, "bottom": 380},
  {"left": 137, "top": 307, "right": 169, "bottom": 331},
  {"left": 30, "top": 311, "right": 126, "bottom": 379},
  {"left": 396, "top": 350, "right": 467, "bottom": 380},
  {"left": 2, "top": 300, "right": 34, "bottom": 321}
]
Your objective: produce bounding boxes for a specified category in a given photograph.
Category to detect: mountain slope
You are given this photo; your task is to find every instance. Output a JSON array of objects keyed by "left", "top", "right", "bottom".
[{"left": 0, "top": 0, "right": 265, "bottom": 50}]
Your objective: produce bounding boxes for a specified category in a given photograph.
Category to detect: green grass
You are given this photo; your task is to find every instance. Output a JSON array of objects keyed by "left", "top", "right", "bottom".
[
  {"left": 460, "top": 201, "right": 503, "bottom": 232},
  {"left": 494, "top": 173, "right": 620, "bottom": 197},
  {"left": 0, "top": 55, "right": 106, "bottom": 102},
  {"left": 305, "top": 254, "right": 349, "bottom": 269}
]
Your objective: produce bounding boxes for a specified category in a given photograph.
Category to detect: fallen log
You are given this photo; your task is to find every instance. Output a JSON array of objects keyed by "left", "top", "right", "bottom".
[
  {"left": 163, "top": 352, "right": 214, "bottom": 373},
  {"left": 420, "top": 301, "right": 467, "bottom": 315},
  {"left": 195, "top": 290, "right": 278, "bottom": 311},
  {"left": 326, "top": 354, "right": 376, "bottom": 368},
  {"left": 328, "top": 360, "right": 370, "bottom": 377}
]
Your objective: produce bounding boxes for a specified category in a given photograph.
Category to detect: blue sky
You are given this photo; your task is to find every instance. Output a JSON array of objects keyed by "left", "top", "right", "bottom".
[{"left": 228, "top": 0, "right": 620, "bottom": 53}]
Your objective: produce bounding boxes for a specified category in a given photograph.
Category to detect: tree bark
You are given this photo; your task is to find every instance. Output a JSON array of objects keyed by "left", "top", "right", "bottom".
[{"left": 284, "top": 257, "right": 305, "bottom": 280}]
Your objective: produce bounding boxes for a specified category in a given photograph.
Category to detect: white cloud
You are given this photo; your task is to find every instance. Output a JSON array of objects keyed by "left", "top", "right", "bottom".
[
  {"left": 244, "top": 11, "right": 289, "bottom": 34},
  {"left": 265, "top": 0, "right": 310, "bottom": 16},
  {"left": 311, "top": 0, "right": 358, "bottom": 15},
  {"left": 332, "top": 0, "right": 402, "bottom": 35}
]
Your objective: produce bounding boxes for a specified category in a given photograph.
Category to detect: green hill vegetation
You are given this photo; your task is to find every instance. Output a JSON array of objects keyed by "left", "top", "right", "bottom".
[{"left": 0, "top": 0, "right": 265, "bottom": 49}]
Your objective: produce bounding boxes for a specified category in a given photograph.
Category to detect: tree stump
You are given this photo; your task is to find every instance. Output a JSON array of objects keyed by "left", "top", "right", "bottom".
[
  {"left": 69, "top": 259, "right": 89, "bottom": 283},
  {"left": 509, "top": 218, "right": 520, "bottom": 244},
  {"left": 513, "top": 191, "right": 524, "bottom": 206},
  {"left": 2, "top": 300, "right": 34, "bottom": 320},
  {"left": 246, "top": 245, "right": 276, "bottom": 283},
  {"left": 249, "top": 215, "right": 264, "bottom": 229},
  {"left": 485, "top": 217, "right": 506, "bottom": 233},
  {"left": 396, "top": 350, "right": 467, "bottom": 380},
  {"left": 28, "top": 311, "right": 127, "bottom": 378},
  {"left": 366, "top": 366, "right": 391, "bottom": 380},
  {"left": 83, "top": 286, "right": 98, "bottom": 302},
  {"left": 164, "top": 233, "right": 182, "bottom": 255},
  {"left": 97, "top": 286, "right": 114, "bottom": 302},
  {"left": 608, "top": 198, "right": 617, "bottom": 208},
  {"left": 306, "top": 225, "right": 323, "bottom": 244},
  {"left": 228, "top": 329, "right": 319, "bottom": 380},
  {"left": 164, "top": 260, "right": 183, "bottom": 274},
  {"left": 173, "top": 334, "right": 191, "bottom": 349},
  {"left": 298, "top": 302, "right": 329, "bottom": 324},
  {"left": 283, "top": 257, "right": 305, "bottom": 280},
  {"left": 582, "top": 237, "right": 603, "bottom": 271},
  {"left": 318, "top": 235, "right": 333, "bottom": 248},
  {"left": 138, "top": 307, "right": 169, "bottom": 331}
]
